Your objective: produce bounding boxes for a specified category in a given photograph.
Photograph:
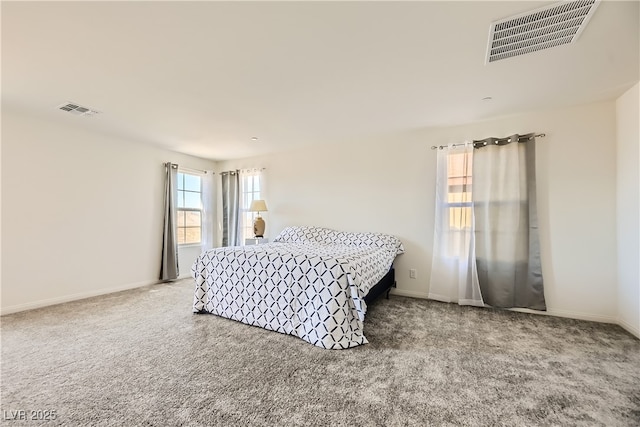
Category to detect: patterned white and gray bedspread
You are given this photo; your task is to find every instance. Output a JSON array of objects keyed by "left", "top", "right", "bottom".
[{"left": 191, "top": 226, "right": 404, "bottom": 349}]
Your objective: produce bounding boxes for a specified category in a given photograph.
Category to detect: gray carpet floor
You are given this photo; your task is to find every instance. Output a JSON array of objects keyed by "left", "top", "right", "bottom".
[{"left": 1, "top": 279, "right": 639, "bottom": 426}]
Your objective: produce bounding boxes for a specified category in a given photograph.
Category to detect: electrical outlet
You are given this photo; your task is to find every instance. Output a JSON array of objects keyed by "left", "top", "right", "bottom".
[{"left": 409, "top": 269, "right": 417, "bottom": 279}]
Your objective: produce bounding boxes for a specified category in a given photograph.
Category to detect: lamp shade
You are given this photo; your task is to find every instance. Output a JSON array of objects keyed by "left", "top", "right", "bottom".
[{"left": 249, "top": 200, "right": 268, "bottom": 213}]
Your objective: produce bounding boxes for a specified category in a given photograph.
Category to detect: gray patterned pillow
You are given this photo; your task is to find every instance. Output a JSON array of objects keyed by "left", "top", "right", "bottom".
[
  {"left": 274, "top": 226, "right": 404, "bottom": 255},
  {"left": 273, "top": 226, "right": 337, "bottom": 244},
  {"left": 334, "top": 231, "right": 405, "bottom": 255}
]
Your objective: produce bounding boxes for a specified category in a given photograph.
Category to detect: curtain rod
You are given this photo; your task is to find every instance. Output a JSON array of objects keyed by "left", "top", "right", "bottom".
[
  {"left": 221, "top": 167, "right": 267, "bottom": 175},
  {"left": 163, "top": 163, "right": 212, "bottom": 174},
  {"left": 430, "top": 133, "right": 546, "bottom": 150}
]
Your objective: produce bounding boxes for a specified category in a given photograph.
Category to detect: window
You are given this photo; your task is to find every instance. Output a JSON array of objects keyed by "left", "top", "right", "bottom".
[
  {"left": 240, "top": 170, "right": 262, "bottom": 243},
  {"left": 446, "top": 151, "right": 473, "bottom": 230},
  {"left": 177, "top": 172, "right": 202, "bottom": 245},
  {"left": 443, "top": 150, "right": 473, "bottom": 257}
]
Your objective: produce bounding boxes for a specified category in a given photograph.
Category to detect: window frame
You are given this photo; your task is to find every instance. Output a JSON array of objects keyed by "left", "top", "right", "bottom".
[
  {"left": 240, "top": 171, "right": 262, "bottom": 244},
  {"left": 176, "top": 171, "right": 203, "bottom": 246},
  {"left": 443, "top": 150, "right": 473, "bottom": 231},
  {"left": 440, "top": 149, "right": 474, "bottom": 258}
]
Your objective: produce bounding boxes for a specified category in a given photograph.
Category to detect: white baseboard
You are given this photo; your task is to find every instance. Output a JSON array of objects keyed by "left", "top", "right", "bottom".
[
  {"left": 426, "top": 292, "right": 452, "bottom": 303},
  {"left": 390, "top": 288, "right": 429, "bottom": 299},
  {"left": 510, "top": 307, "right": 618, "bottom": 324},
  {"left": 617, "top": 317, "right": 640, "bottom": 338},
  {"left": 391, "top": 288, "right": 637, "bottom": 336},
  {"left": 0, "top": 279, "right": 160, "bottom": 316}
]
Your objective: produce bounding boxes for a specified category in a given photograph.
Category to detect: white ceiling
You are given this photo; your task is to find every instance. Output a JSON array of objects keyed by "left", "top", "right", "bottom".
[{"left": 2, "top": 1, "right": 638, "bottom": 160}]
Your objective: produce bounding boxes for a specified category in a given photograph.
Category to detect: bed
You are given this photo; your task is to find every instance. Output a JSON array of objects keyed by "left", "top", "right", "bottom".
[{"left": 191, "top": 226, "right": 404, "bottom": 349}]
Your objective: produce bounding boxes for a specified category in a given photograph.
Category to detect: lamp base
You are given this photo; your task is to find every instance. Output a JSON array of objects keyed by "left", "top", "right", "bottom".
[{"left": 253, "top": 216, "right": 265, "bottom": 238}]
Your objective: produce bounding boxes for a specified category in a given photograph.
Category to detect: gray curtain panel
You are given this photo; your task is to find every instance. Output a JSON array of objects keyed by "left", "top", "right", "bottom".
[
  {"left": 221, "top": 170, "right": 240, "bottom": 247},
  {"left": 160, "top": 162, "right": 179, "bottom": 281},
  {"left": 472, "top": 134, "right": 546, "bottom": 310}
]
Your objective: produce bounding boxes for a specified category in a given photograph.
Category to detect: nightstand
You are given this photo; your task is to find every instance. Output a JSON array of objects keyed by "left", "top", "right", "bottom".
[{"left": 245, "top": 238, "right": 269, "bottom": 245}]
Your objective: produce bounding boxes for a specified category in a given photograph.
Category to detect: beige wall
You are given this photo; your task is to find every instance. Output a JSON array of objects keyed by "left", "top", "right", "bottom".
[
  {"left": 616, "top": 82, "right": 640, "bottom": 337},
  {"left": 2, "top": 98, "right": 630, "bottom": 329},
  {"left": 219, "top": 100, "right": 620, "bottom": 323},
  {"left": 1, "top": 108, "right": 217, "bottom": 314}
]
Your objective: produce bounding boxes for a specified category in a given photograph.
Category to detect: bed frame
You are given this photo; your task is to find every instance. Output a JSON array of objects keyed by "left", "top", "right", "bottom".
[{"left": 363, "top": 267, "right": 396, "bottom": 305}]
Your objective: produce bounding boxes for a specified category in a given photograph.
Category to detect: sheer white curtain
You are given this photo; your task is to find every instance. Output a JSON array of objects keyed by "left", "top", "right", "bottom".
[{"left": 428, "top": 144, "right": 484, "bottom": 307}]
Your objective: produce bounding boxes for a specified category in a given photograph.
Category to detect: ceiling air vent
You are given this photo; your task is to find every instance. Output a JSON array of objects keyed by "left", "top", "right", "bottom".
[
  {"left": 57, "top": 102, "right": 100, "bottom": 117},
  {"left": 486, "top": 0, "right": 600, "bottom": 63}
]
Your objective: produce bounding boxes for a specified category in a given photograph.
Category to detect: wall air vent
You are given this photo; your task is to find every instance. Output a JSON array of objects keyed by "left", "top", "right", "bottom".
[
  {"left": 486, "top": 0, "right": 600, "bottom": 63},
  {"left": 57, "top": 102, "right": 100, "bottom": 117}
]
